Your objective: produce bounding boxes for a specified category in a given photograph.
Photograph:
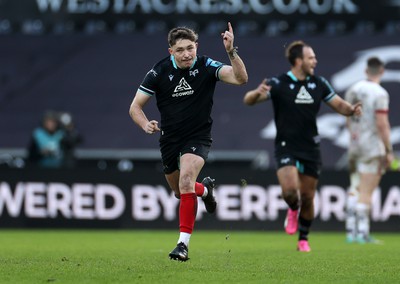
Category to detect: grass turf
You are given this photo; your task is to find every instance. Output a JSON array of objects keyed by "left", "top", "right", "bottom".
[{"left": 0, "top": 230, "right": 399, "bottom": 283}]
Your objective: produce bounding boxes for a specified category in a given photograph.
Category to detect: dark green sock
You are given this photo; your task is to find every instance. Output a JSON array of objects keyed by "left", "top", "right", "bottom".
[{"left": 298, "top": 217, "right": 313, "bottom": 241}]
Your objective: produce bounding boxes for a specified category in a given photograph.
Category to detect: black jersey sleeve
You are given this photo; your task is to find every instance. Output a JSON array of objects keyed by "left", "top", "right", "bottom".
[
  {"left": 204, "top": 57, "right": 225, "bottom": 80},
  {"left": 266, "top": 76, "right": 280, "bottom": 100},
  {"left": 138, "top": 62, "right": 163, "bottom": 96},
  {"left": 139, "top": 56, "right": 171, "bottom": 96},
  {"left": 319, "top": 76, "right": 337, "bottom": 102}
]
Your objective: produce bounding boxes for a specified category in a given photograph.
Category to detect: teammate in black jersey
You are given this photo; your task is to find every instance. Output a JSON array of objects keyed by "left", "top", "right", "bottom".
[
  {"left": 243, "top": 40, "right": 361, "bottom": 252},
  {"left": 129, "top": 22, "right": 248, "bottom": 261}
]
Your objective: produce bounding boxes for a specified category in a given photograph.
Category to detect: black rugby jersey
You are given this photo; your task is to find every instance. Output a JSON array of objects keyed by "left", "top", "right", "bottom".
[
  {"left": 268, "top": 71, "right": 336, "bottom": 161},
  {"left": 138, "top": 55, "right": 224, "bottom": 141}
]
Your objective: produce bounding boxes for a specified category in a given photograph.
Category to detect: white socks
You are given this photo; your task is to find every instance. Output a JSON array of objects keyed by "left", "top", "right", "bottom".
[
  {"left": 346, "top": 173, "right": 359, "bottom": 241},
  {"left": 177, "top": 232, "right": 191, "bottom": 247},
  {"left": 345, "top": 191, "right": 358, "bottom": 240},
  {"left": 202, "top": 186, "right": 208, "bottom": 199},
  {"left": 356, "top": 203, "right": 370, "bottom": 240}
]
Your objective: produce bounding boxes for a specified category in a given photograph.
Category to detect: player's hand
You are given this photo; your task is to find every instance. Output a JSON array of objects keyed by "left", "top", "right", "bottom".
[
  {"left": 385, "top": 152, "right": 395, "bottom": 170},
  {"left": 352, "top": 102, "right": 362, "bottom": 116},
  {"left": 221, "top": 22, "right": 234, "bottom": 53},
  {"left": 144, "top": 120, "right": 160, "bottom": 135},
  {"left": 257, "top": 78, "right": 271, "bottom": 94}
]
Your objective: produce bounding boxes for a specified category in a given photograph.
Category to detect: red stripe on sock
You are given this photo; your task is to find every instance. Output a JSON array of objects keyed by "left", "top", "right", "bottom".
[
  {"left": 179, "top": 193, "right": 198, "bottom": 234},
  {"left": 194, "top": 182, "right": 205, "bottom": 197}
]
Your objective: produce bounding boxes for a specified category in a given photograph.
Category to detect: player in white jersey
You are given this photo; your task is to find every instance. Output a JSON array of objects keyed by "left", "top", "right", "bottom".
[{"left": 345, "top": 57, "right": 394, "bottom": 243}]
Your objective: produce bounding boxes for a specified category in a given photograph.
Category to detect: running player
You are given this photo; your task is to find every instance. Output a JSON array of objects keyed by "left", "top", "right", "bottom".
[
  {"left": 243, "top": 40, "right": 362, "bottom": 252},
  {"left": 345, "top": 57, "right": 393, "bottom": 244},
  {"left": 129, "top": 23, "right": 248, "bottom": 261}
]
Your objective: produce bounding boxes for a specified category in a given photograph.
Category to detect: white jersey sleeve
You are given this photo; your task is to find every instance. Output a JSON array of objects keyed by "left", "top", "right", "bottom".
[{"left": 374, "top": 89, "right": 389, "bottom": 111}]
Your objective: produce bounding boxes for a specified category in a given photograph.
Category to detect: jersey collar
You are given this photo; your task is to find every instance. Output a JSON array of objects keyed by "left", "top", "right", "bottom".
[
  {"left": 287, "top": 71, "right": 310, "bottom": 82},
  {"left": 170, "top": 55, "right": 198, "bottom": 70}
]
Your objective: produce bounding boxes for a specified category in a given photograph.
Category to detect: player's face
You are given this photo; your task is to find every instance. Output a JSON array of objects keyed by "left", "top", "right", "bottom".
[
  {"left": 169, "top": 39, "right": 198, "bottom": 69},
  {"left": 300, "top": 46, "right": 317, "bottom": 76}
]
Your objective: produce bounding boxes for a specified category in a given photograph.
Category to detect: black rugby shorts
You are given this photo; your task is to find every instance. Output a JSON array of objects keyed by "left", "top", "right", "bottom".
[
  {"left": 160, "top": 138, "right": 212, "bottom": 174},
  {"left": 275, "top": 153, "right": 321, "bottom": 178}
]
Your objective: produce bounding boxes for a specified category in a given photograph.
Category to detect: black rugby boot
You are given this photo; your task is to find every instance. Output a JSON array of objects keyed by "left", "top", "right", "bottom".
[
  {"left": 169, "top": 242, "right": 189, "bottom": 262},
  {"left": 202, "top": 177, "right": 217, "bottom": 214}
]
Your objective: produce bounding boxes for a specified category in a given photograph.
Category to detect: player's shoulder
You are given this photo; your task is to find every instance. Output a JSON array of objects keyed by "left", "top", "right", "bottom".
[
  {"left": 268, "top": 76, "right": 281, "bottom": 86},
  {"left": 312, "top": 75, "right": 331, "bottom": 84},
  {"left": 267, "top": 75, "right": 284, "bottom": 97},
  {"left": 312, "top": 75, "right": 336, "bottom": 92},
  {"left": 345, "top": 80, "right": 366, "bottom": 96},
  {"left": 374, "top": 83, "right": 389, "bottom": 95},
  {"left": 268, "top": 73, "right": 285, "bottom": 84},
  {"left": 279, "top": 72, "right": 292, "bottom": 80},
  {"left": 143, "top": 56, "right": 171, "bottom": 80},
  {"left": 353, "top": 79, "right": 370, "bottom": 88},
  {"left": 152, "top": 56, "right": 172, "bottom": 71},
  {"left": 196, "top": 55, "right": 209, "bottom": 63},
  {"left": 375, "top": 86, "right": 389, "bottom": 101},
  {"left": 355, "top": 80, "right": 388, "bottom": 96}
]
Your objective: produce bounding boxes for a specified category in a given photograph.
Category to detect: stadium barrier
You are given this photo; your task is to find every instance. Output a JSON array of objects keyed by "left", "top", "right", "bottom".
[{"left": 0, "top": 165, "right": 399, "bottom": 231}]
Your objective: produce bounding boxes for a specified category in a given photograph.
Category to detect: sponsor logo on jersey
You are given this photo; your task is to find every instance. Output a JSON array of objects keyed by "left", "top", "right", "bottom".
[
  {"left": 295, "top": 86, "right": 314, "bottom": 104},
  {"left": 189, "top": 69, "right": 199, "bottom": 77},
  {"left": 169, "top": 74, "right": 174, "bottom": 81},
  {"left": 307, "top": 82, "right": 316, "bottom": 89},
  {"left": 206, "top": 58, "right": 223, "bottom": 68},
  {"left": 172, "top": 78, "right": 194, "bottom": 97},
  {"left": 280, "top": 157, "right": 291, "bottom": 164}
]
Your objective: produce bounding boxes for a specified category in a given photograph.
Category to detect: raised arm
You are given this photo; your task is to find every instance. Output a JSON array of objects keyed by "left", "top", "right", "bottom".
[
  {"left": 243, "top": 78, "right": 271, "bottom": 105},
  {"left": 218, "top": 22, "right": 248, "bottom": 85},
  {"left": 129, "top": 91, "right": 160, "bottom": 135},
  {"left": 327, "top": 95, "right": 362, "bottom": 117}
]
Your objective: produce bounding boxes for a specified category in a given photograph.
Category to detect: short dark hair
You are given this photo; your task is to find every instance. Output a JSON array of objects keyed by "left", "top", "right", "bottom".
[
  {"left": 285, "top": 40, "right": 309, "bottom": 66},
  {"left": 367, "top": 57, "right": 384, "bottom": 75},
  {"left": 43, "top": 110, "right": 59, "bottom": 122},
  {"left": 167, "top": 27, "right": 198, "bottom": 47}
]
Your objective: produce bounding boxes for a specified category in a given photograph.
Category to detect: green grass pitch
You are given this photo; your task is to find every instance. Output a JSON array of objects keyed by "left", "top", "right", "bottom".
[{"left": 0, "top": 230, "right": 399, "bottom": 283}]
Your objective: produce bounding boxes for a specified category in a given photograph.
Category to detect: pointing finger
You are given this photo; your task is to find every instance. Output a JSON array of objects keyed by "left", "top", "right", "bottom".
[{"left": 228, "top": 22, "right": 233, "bottom": 33}]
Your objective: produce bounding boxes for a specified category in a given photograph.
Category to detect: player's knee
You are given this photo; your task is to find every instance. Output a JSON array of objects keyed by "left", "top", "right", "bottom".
[
  {"left": 179, "top": 173, "right": 195, "bottom": 193},
  {"left": 300, "top": 192, "right": 314, "bottom": 206},
  {"left": 282, "top": 188, "right": 299, "bottom": 202}
]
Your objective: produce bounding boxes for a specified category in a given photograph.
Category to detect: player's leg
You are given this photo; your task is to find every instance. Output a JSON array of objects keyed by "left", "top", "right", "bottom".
[
  {"left": 169, "top": 153, "right": 204, "bottom": 261},
  {"left": 165, "top": 170, "right": 180, "bottom": 198},
  {"left": 182, "top": 139, "right": 217, "bottom": 213},
  {"left": 297, "top": 174, "right": 318, "bottom": 252},
  {"left": 345, "top": 157, "right": 360, "bottom": 243},
  {"left": 276, "top": 164, "right": 300, "bottom": 235},
  {"left": 356, "top": 158, "right": 383, "bottom": 243},
  {"left": 161, "top": 141, "right": 181, "bottom": 198},
  {"left": 161, "top": 141, "right": 211, "bottom": 201},
  {"left": 165, "top": 168, "right": 213, "bottom": 203},
  {"left": 356, "top": 173, "right": 381, "bottom": 243}
]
